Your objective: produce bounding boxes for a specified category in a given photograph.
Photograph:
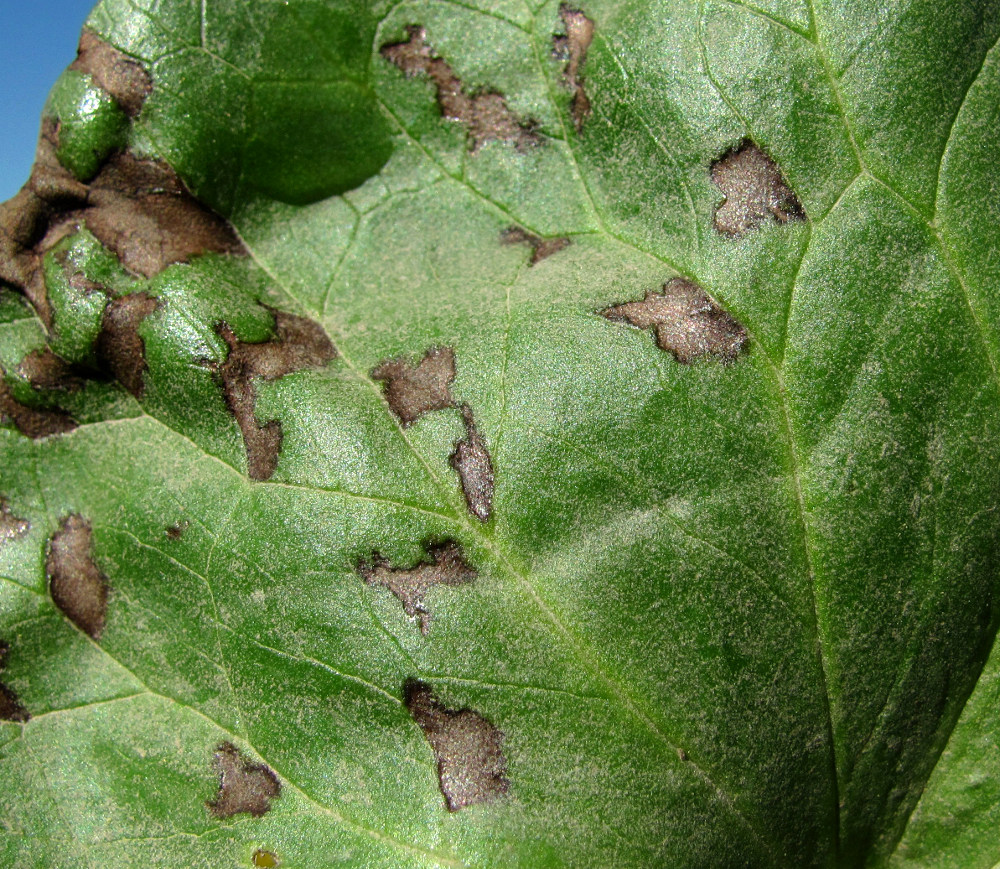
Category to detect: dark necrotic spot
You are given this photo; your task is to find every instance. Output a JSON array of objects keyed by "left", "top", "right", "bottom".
[
  {"left": 46, "top": 514, "right": 109, "bottom": 639},
  {"left": 0, "top": 144, "right": 244, "bottom": 327},
  {"left": 553, "top": 4, "right": 595, "bottom": 133},
  {"left": 17, "top": 348, "right": 83, "bottom": 392},
  {"left": 358, "top": 541, "right": 476, "bottom": 635},
  {"left": 601, "top": 277, "right": 748, "bottom": 364},
  {"left": 404, "top": 679, "right": 509, "bottom": 812},
  {"left": 95, "top": 292, "right": 159, "bottom": 398},
  {"left": 166, "top": 520, "right": 189, "bottom": 540},
  {"left": 0, "top": 499, "right": 29, "bottom": 543},
  {"left": 381, "top": 26, "right": 541, "bottom": 153},
  {"left": 711, "top": 140, "right": 804, "bottom": 237},
  {"left": 0, "top": 641, "right": 29, "bottom": 723},
  {"left": 216, "top": 311, "right": 336, "bottom": 481},
  {"left": 450, "top": 405, "right": 494, "bottom": 522},
  {"left": 0, "top": 374, "right": 77, "bottom": 439},
  {"left": 500, "top": 226, "right": 570, "bottom": 265},
  {"left": 207, "top": 742, "right": 281, "bottom": 819},
  {"left": 69, "top": 29, "right": 153, "bottom": 118},
  {"left": 371, "top": 346, "right": 455, "bottom": 426}
]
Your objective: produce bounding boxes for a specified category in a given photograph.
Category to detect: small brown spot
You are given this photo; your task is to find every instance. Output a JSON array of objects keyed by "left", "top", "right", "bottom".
[
  {"left": 553, "top": 5, "right": 595, "bottom": 132},
  {"left": 67, "top": 266, "right": 107, "bottom": 295},
  {"left": 381, "top": 26, "right": 541, "bottom": 152},
  {"left": 404, "top": 679, "right": 509, "bottom": 812},
  {"left": 0, "top": 144, "right": 244, "bottom": 326},
  {"left": 677, "top": 748, "right": 688, "bottom": 762},
  {"left": 500, "top": 226, "right": 570, "bottom": 265},
  {"left": 0, "top": 374, "right": 77, "bottom": 439},
  {"left": 0, "top": 641, "right": 29, "bottom": 723},
  {"left": 166, "top": 520, "right": 189, "bottom": 540},
  {"left": 450, "top": 406, "right": 494, "bottom": 522},
  {"left": 711, "top": 140, "right": 804, "bottom": 237},
  {"left": 46, "top": 514, "right": 109, "bottom": 639},
  {"left": 95, "top": 292, "right": 159, "bottom": 398},
  {"left": 0, "top": 499, "right": 29, "bottom": 543},
  {"left": 17, "top": 348, "right": 83, "bottom": 392},
  {"left": 371, "top": 346, "right": 455, "bottom": 426},
  {"left": 69, "top": 29, "right": 152, "bottom": 118},
  {"left": 252, "top": 851, "right": 279, "bottom": 869},
  {"left": 358, "top": 541, "right": 476, "bottom": 635},
  {"left": 207, "top": 742, "right": 281, "bottom": 819},
  {"left": 216, "top": 311, "right": 336, "bottom": 481},
  {"left": 601, "top": 277, "right": 748, "bottom": 364}
]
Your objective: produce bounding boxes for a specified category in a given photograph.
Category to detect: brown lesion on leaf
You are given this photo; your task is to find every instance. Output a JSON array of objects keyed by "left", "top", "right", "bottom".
[
  {"left": 0, "top": 499, "right": 29, "bottom": 544},
  {"left": 0, "top": 370, "right": 77, "bottom": 439},
  {"left": 214, "top": 311, "right": 336, "bottom": 481},
  {"left": 500, "top": 226, "right": 570, "bottom": 265},
  {"left": 0, "top": 641, "right": 30, "bottom": 723},
  {"left": 95, "top": 292, "right": 159, "bottom": 398},
  {"left": 552, "top": 4, "right": 595, "bottom": 132},
  {"left": 46, "top": 514, "right": 109, "bottom": 639},
  {"left": 12, "top": 292, "right": 157, "bottom": 402},
  {"left": 371, "top": 346, "right": 456, "bottom": 426},
  {"left": 0, "top": 123, "right": 89, "bottom": 326},
  {"left": 711, "top": 140, "right": 804, "bottom": 237},
  {"left": 165, "top": 520, "right": 189, "bottom": 540},
  {"left": 0, "top": 131, "right": 245, "bottom": 327},
  {"left": 69, "top": 29, "right": 152, "bottom": 118},
  {"left": 75, "top": 153, "right": 246, "bottom": 278},
  {"left": 17, "top": 348, "right": 83, "bottom": 392},
  {"left": 358, "top": 541, "right": 476, "bottom": 635},
  {"left": 601, "top": 277, "right": 748, "bottom": 364},
  {"left": 404, "top": 679, "right": 509, "bottom": 812},
  {"left": 450, "top": 405, "right": 494, "bottom": 522},
  {"left": 381, "top": 26, "right": 541, "bottom": 152},
  {"left": 207, "top": 742, "right": 281, "bottom": 819}
]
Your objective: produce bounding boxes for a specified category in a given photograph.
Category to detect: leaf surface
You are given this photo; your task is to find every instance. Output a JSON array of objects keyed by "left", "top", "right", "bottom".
[{"left": 1, "top": 1, "right": 999, "bottom": 867}]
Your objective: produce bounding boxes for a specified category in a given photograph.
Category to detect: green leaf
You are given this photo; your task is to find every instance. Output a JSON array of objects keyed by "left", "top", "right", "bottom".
[{"left": 1, "top": 0, "right": 999, "bottom": 866}]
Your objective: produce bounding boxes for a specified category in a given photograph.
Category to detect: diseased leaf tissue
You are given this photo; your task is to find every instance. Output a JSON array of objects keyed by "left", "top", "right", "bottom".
[{"left": 1, "top": 0, "right": 999, "bottom": 867}]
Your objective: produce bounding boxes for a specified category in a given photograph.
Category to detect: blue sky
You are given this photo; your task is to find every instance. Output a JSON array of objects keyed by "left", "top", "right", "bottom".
[{"left": 1, "top": 0, "right": 97, "bottom": 200}]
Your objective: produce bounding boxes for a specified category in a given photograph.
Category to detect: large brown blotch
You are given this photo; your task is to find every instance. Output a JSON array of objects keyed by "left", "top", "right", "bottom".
[
  {"left": 79, "top": 153, "right": 246, "bottom": 278},
  {"left": 46, "top": 514, "right": 109, "bottom": 639},
  {"left": 95, "top": 292, "right": 159, "bottom": 398},
  {"left": 405, "top": 679, "right": 509, "bottom": 812},
  {"left": 371, "top": 346, "right": 456, "bottom": 426},
  {"left": 0, "top": 641, "right": 29, "bottom": 723},
  {"left": 69, "top": 29, "right": 152, "bottom": 118},
  {"left": 0, "top": 123, "right": 88, "bottom": 325},
  {"left": 0, "top": 132, "right": 244, "bottom": 327},
  {"left": 207, "top": 742, "right": 281, "bottom": 819},
  {"left": 450, "top": 405, "right": 494, "bottom": 522},
  {"left": 553, "top": 4, "right": 595, "bottom": 133},
  {"left": 216, "top": 311, "right": 336, "bottom": 481},
  {"left": 711, "top": 140, "right": 804, "bottom": 237},
  {"left": 358, "top": 541, "right": 476, "bottom": 635},
  {"left": 382, "top": 26, "right": 541, "bottom": 152},
  {"left": 0, "top": 371, "right": 77, "bottom": 439},
  {"left": 601, "top": 277, "right": 748, "bottom": 364}
]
